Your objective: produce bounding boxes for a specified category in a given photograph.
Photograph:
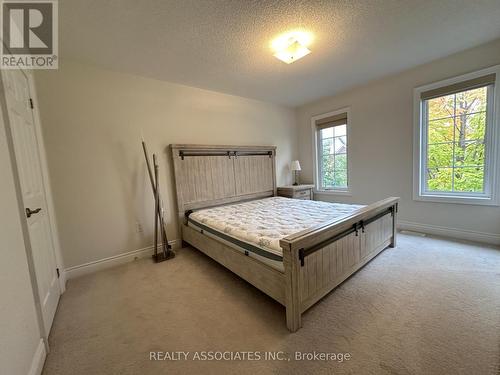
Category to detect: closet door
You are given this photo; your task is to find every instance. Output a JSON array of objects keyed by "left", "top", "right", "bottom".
[{"left": 2, "top": 69, "right": 61, "bottom": 335}]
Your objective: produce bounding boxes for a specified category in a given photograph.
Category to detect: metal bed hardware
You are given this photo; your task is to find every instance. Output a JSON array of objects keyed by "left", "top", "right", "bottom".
[
  {"left": 179, "top": 150, "right": 273, "bottom": 160},
  {"left": 298, "top": 204, "right": 397, "bottom": 267}
]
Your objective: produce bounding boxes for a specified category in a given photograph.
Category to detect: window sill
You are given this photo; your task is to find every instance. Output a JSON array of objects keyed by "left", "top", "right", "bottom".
[
  {"left": 314, "top": 189, "right": 352, "bottom": 197},
  {"left": 414, "top": 193, "right": 499, "bottom": 206}
]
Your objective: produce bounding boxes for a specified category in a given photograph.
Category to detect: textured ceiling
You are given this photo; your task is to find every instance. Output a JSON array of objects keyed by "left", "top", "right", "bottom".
[{"left": 60, "top": 0, "right": 500, "bottom": 107}]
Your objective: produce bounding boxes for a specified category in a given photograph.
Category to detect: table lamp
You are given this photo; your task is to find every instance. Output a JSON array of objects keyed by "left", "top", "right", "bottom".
[{"left": 290, "top": 160, "right": 301, "bottom": 186}]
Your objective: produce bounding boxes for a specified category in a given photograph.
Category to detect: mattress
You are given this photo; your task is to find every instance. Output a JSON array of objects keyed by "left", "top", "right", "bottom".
[{"left": 187, "top": 197, "right": 364, "bottom": 272}]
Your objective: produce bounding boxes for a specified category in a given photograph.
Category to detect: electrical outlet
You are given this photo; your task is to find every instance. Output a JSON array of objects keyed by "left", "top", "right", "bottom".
[{"left": 135, "top": 221, "right": 144, "bottom": 233}]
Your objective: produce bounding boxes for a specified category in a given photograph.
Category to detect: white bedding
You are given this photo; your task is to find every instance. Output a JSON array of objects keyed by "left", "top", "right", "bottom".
[{"left": 189, "top": 197, "right": 364, "bottom": 259}]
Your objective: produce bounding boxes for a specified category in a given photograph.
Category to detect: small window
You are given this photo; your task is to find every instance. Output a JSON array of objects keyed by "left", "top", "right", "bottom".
[
  {"left": 414, "top": 68, "right": 499, "bottom": 205},
  {"left": 314, "top": 110, "right": 349, "bottom": 192}
]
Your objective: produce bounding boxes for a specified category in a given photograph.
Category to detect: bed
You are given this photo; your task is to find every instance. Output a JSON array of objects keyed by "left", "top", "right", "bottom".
[{"left": 171, "top": 144, "right": 399, "bottom": 332}]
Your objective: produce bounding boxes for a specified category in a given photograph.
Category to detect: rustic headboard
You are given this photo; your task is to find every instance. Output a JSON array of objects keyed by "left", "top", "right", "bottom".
[{"left": 170, "top": 144, "right": 277, "bottom": 218}]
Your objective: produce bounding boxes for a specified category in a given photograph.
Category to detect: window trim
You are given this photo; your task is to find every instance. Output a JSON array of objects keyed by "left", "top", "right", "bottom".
[
  {"left": 413, "top": 65, "right": 500, "bottom": 206},
  {"left": 311, "top": 107, "right": 351, "bottom": 195}
]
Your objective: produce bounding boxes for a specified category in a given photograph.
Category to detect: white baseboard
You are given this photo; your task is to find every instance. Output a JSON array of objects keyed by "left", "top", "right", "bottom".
[
  {"left": 28, "top": 339, "right": 46, "bottom": 375},
  {"left": 58, "top": 269, "right": 67, "bottom": 293},
  {"left": 398, "top": 220, "right": 500, "bottom": 245},
  {"left": 64, "top": 240, "right": 181, "bottom": 280}
]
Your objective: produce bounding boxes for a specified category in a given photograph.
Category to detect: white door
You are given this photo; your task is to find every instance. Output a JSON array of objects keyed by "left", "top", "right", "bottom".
[{"left": 2, "top": 69, "right": 60, "bottom": 335}]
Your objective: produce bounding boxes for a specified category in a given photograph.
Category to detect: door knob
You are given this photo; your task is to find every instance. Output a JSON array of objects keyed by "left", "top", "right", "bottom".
[{"left": 26, "top": 207, "right": 42, "bottom": 218}]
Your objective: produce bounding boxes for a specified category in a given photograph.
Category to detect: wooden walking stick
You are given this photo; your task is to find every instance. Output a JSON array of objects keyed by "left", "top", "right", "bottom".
[
  {"left": 142, "top": 140, "right": 168, "bottom": 246},
  {"left": 153, "top": 154, "right": 171, "bottom": 260},
  {"left": 153, "top": 154, "right": 159, "bottom": 261},
  {"left": 143, "top": 141, "right": 175, "bottom": 263}
]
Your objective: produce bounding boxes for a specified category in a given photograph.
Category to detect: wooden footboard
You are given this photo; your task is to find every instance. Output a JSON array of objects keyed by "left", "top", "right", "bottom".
[{"left": 280, "top": 197, "right": 399, "bottom": 332}]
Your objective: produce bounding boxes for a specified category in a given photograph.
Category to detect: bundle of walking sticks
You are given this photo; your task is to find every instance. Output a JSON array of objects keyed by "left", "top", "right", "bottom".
[{"left": 142, "top": 140, "right": 175, "bottom": 263}]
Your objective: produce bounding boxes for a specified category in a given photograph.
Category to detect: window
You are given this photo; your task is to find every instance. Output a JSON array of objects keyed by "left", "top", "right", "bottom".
[
  {"left": 414, "top": 67, "right": 499, "bottom": 205},
  {"left": 313, "top": 110, "right": 349, "bottom": 192}
]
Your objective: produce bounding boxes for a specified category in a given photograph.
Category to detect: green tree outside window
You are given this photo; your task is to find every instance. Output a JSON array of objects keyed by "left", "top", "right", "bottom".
[{"left": 426, "top": 86, "right": 487, "bottom": 193}]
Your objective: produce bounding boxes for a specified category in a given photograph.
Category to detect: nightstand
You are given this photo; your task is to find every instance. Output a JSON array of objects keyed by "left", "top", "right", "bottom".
[{"left": 277, "top": 184, "right": 314, "bottom": 200}]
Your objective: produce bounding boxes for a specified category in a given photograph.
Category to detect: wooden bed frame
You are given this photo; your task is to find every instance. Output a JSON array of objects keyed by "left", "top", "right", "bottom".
[{"left": 171, "top": 144, "right": 399, "bottom": 332}]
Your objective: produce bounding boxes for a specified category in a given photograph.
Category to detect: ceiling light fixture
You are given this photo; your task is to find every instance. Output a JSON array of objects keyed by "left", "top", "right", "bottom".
[{"left": 271, "top": 30, "right": 313, "bottom": 64}]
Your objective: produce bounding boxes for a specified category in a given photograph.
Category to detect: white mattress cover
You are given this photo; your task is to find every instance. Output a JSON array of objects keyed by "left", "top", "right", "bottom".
[{"left": 189, "top": 197, "right": 364, "bottom": 258}]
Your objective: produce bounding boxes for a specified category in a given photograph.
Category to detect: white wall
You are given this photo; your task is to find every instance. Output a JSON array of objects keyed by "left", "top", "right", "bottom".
[
  {"left": 297, "top": 39, "right": 500, "bottom": 241},
  {"left": 0, "top": 99, "right": 44, "bottom": 375},
  {"left": 35, "top": 61, "right": 297, "bottom": 269}
]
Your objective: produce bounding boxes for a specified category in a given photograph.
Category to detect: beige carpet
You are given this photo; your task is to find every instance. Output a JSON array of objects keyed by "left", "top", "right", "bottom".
[{"left": 42, "top": 234, "right": 500, "bottom": 375}]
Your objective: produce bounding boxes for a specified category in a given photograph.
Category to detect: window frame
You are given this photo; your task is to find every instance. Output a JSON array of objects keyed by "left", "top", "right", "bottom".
[
  {"left": 413, "top": 65, "right": 500, "bottom": 206},
  {"left": 311, "top": 108, "right": 351, "bottom": 196}
]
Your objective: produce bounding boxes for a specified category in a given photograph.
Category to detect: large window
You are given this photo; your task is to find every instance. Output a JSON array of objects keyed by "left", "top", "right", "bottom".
[
  {"left": 414, "top": 68, "right": 499, "bottom": 205},
  {"left": 314, "top": 110, "right": 349, "bottom": 192}
]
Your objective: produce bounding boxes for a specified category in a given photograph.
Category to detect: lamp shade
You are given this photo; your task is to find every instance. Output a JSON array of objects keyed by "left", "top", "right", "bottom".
[{"left": 290, "top": 160, "right": 301, "bottom": 171}]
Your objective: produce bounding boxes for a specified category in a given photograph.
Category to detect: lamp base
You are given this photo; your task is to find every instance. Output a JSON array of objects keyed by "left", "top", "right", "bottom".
[{"left": 293, "top": 170, "right": 300, "bottom": 186}]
